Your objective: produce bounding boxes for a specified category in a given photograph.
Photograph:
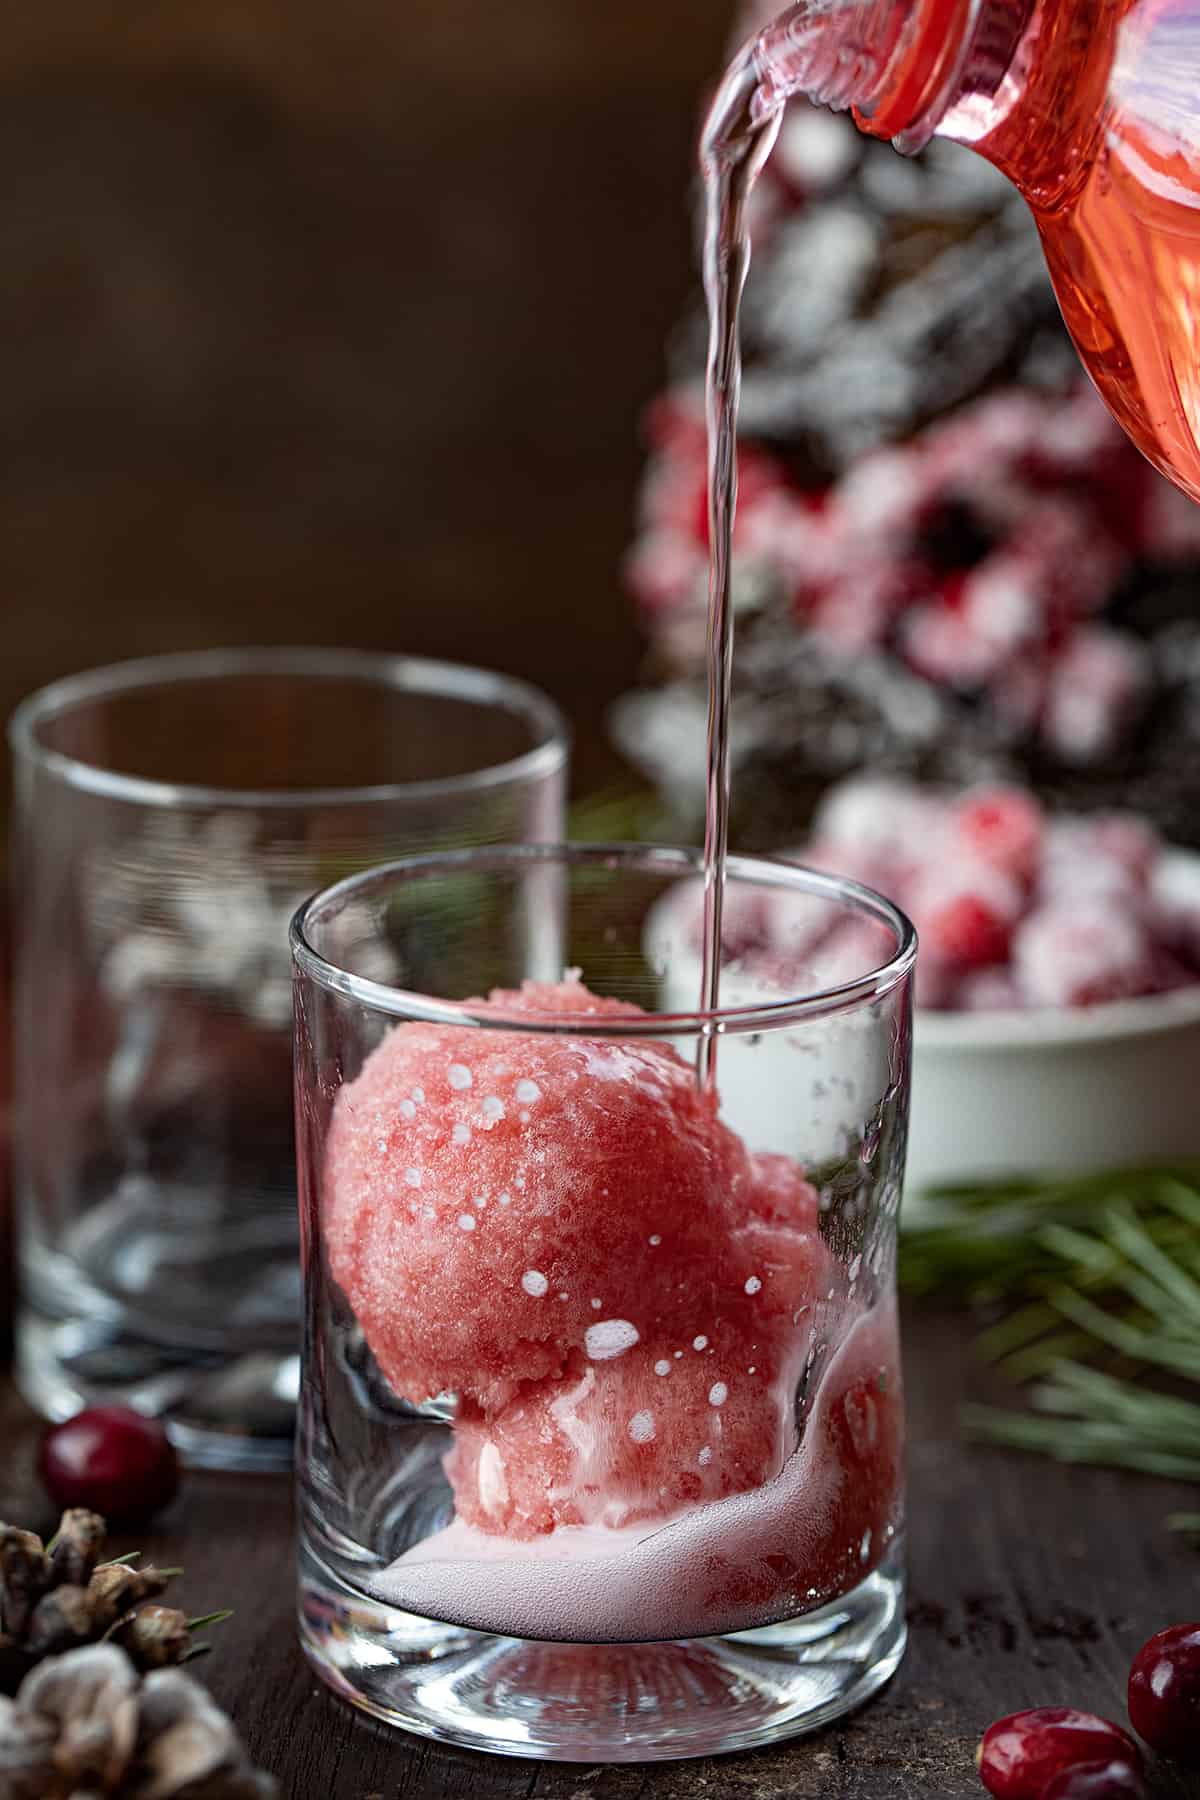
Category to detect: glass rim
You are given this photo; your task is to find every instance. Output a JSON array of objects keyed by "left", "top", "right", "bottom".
[
  {"left": 7, "top": 646, "right": 569, "bottom": 811},
  {"left": 289, "top": 842, "right": 918, "bottom": 1037}
]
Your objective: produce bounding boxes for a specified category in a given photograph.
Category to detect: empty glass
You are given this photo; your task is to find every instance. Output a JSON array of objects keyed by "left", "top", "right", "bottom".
[
  {"left": 10, "top": 648, "right": 567, "bottom": 1468},
  {"left": 292, "top": 843, "right": 914, "bottom": 1761}
]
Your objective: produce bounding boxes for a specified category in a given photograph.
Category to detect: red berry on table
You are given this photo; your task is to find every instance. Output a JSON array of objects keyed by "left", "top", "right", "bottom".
[
  {"left": 39, "top": 1406, "right": 180, "bottom": 1523},
  {"left": 1128, "top": 1622, "right": 1200, "bottom": 1765},
  {"left": 1041, "top": 1760, "right": 1147, "bottom": 1799},
  {"left": 977, "top": 1708, "right": 1142, "bottom": 1799}
]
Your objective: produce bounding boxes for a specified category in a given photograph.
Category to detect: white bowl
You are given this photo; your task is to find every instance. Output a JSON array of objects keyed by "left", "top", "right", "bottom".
[
  {"left": 910, "top": 848, "right": 1200, "bottom": 1192},
  {"left": 649, "top": 853, "right": 1200, "bottom": 1198},
  {"left": 910, "top": 983, "right": 1200, "bottom": 1191}
]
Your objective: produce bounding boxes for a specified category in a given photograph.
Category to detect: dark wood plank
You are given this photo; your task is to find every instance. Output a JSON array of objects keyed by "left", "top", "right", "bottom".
[{"left": 4, "top": 1311, "right": 1200, "bottom": 1799}]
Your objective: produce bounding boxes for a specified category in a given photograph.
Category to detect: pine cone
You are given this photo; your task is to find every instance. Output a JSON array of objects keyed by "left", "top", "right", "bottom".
[
  {"left": 0, "top": 1513, "right": 196, "bottom": 1691},
  {"left": 0, "top": 1642, "right": 276, "bottom": 1799}
]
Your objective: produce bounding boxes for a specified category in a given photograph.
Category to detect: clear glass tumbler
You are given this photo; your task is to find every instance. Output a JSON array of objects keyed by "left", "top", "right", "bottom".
[
  {"left": 10, "top": 649, "right": 567, "bottom": 1469},
  {"left": 292, "top": 843, "right": 914, "bottom": 1762}
]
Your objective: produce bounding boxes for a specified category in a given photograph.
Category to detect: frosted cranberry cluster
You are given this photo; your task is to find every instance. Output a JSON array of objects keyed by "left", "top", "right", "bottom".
[
  {"left": 627, "top": 382, "right": 1200, "bottom": 765},
  {"left": 801, "top": 777, "right": 1200, "bottom": 1012}
]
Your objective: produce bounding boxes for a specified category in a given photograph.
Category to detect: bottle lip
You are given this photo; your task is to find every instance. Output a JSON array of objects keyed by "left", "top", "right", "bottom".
[{"left": 854, "top": 0, "right": 982, "bottom": 152}]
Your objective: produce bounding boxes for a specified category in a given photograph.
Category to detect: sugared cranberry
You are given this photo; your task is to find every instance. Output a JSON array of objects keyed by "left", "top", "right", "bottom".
[
  {"left": 978, "top": 1709, "right": 1141, "bottom": 1799},
  {"left": 811, "top": 774, "right": 933, "bottom": 861},
  {"left": 1041, "top": 1762, "right": 1147, "bottom": 1800},
  {"left": 1011, "top": 904, "right": 1155, "bottom": 1008},
  {"left": 39, "top": 1406, "right": 180, "bottom": 1523},
  {"left": 954, "top": 787, "right": 1044, "bottom": 886},
  {"left": 928, "top": 892, "right": 1013, "bottom": 965},
  {"left": 902, "top": 598, "right": 1001, "bottom": 687},
  {"left": 1128, "top": 1622, "right": 1200, "bottom": 1765},
  {"left": 1088, "top": 815, "right": 1160, "bottom": 889},
  {"left": 912, "top": 864, "right": 1022, "bottom": 967},
  {"left": 1041, "top": 626, "right": 1150, "bottom": 764}
]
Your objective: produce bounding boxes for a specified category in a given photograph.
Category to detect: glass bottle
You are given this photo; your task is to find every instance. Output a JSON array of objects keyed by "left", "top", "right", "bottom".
[{"left": 714, "top": 0, "right": 1200, "bottom": 501}]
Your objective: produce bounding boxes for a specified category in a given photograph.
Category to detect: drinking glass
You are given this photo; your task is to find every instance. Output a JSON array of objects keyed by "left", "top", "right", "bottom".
[
  {"left": 10, "top": 649, "right": 567, "bottom": 1469},
  {"left": 292, "top": 842, "right": 914, "bottom": 1761}
]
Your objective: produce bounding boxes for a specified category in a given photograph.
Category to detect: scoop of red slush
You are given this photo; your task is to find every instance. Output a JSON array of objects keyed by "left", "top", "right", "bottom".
[{"left": 325, "top": 974, "right": 840, "bottom": 1537}]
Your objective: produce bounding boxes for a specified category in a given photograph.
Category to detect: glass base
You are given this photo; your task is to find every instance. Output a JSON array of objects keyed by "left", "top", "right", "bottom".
[
  {"left": 298, "top": 1533, "right": 906, "bottom": 1763},
  {"left": 17, "top": 1307, "right": 297, "bottom": 1474},
  {"left": 18, "top": 1192, "right": 299, "bottom": 1472}
]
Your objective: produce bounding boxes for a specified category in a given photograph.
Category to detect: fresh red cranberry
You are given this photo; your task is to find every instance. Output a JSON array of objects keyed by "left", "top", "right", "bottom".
[
  {"left": 1128, "top": 1622, "right": 1200, "bottom": 1765},
  {"left": 39, "top": 1406, "right": 180, "bottom": 1523},
  {"left": 978, "top": 1709, "right": 1142, "bottom": 1799},
  {"left": 1041, "top": 1761, "right": 1147, "bottom": 1800}
]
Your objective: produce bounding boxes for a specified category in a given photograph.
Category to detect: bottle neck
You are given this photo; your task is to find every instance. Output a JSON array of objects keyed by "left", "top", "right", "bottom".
[
  {"left": 736, "top": 0, "right": 1039, "bottom": 156},
  {"left": 707, "top": 0, "right": 1086, "bottom": 205},
  {"left": 934, "top": 0, "right": 1116, "bottom": 211},
  {"left": 852, "top": 0, "right": 1038, "bottom": 153}
]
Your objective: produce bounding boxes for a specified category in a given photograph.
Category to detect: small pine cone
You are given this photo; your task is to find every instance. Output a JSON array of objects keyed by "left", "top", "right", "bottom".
[
  {"left": 0, "top": 1643, "right": 277, "bottom": 1799},
  {"left": 0, "top": 1514, "right": 184, "bottom": 1689},
  {"left": 23, "top": 1566, "right": 173, "bottom": 1660},
  {"left": 132, "top": 1663, "right": 276, "bottom": 1798},
  {"left": 48, "top": 1511, "right": 107, "bottom": 1589},
  {"left": 87, "top": 1565, "right": 172, "bottom": 1632},
  {"left": 23, "top": 1587, "right": 97, "bottom": 1660},
  {"left": 112, "top": 1608, "right": 191, "bottom": 1671},
  {"left": 0, "top": 1695, "right": 59, "bottom": 1800},
  {"left": 0, "top": 1641, "right": 138, "bottom": 1799},
  {"left": 0, "top": 1531, "right": 51, "bottom": 1643}
]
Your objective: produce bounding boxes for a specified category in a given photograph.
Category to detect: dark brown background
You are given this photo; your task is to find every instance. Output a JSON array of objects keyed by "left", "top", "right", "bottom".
[{"left": 0, "top": 0, "right": 737, "bottom": 812}]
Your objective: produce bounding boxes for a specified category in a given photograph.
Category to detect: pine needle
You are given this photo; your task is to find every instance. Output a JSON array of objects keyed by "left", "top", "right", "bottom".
[{"left": 901, "top": 1164, "right": 1200, "bottom": 1503}]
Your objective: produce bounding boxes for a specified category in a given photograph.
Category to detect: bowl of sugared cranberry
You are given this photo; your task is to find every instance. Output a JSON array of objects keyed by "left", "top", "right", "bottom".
[
  {"left": 795, "top": 777, "right": 1200, "bottom": 1193},
  {"left": 650, "top": 777, "right": 1200, "bottom": 1195}
]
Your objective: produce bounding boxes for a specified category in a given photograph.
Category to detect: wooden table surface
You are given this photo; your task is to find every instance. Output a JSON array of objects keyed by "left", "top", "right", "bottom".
[{"left": 4, "top": 1310, "right": 1200, "bottom": 1800}]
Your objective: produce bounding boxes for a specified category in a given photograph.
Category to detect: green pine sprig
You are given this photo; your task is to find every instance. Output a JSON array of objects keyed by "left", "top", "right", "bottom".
[{"left": 900, "top": 1165, "right": 1200, "bottom": 1494}]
